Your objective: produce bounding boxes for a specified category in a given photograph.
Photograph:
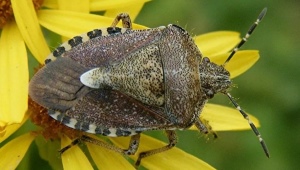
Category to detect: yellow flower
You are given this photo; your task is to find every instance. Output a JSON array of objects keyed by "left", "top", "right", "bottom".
[{"left": 0, "top": 0, "right": 261, "bottom": 169}]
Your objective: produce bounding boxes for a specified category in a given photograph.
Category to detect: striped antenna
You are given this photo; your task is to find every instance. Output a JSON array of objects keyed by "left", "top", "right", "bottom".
[
  {"left": 226, "top": 93, "right": 270, "bottom": 158},
  {"left": 223, "top": 8, "right": 267, "bottom": 66}
]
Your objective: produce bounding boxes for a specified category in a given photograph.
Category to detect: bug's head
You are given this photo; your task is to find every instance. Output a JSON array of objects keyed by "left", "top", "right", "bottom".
[
  {"left": 198, "top": 8, "right": 270, "bottom": 158},
  {"left": 199, "top": 57, "right": 231, "bottom": 99}
]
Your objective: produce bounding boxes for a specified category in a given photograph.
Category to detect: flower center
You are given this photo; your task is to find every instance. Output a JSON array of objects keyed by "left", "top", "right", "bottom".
[
  {"left": 0, "top": 0, "right": 44, "bottom": 28},
  {"left": 29, "top": 96, "right": 81, "bottom": 140}
]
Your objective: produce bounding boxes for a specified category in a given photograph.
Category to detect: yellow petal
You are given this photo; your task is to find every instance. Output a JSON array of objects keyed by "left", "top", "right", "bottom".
[
  {"left": 43, "top": 0, "right": 57, "bottom": 9},
  {"left": 194, "top": 31, "right": 240, "bottom": 57},
  {"left": 11, "top": 0, "right": 50, "bottom": 63},
  {"left": 209, "top": 50, "right": 259, "bottom": 78},
  {"left": 191, "top": 103, "right": 260, "bottom": 131},
  {"left": 38, "top": 10, "right": 146, "bottom": 39},
  {"left": 57, "top": 0, "right": 90, "bottom": 42},
  {"left": 103, "top": 0, "right": 150, "bottom": 21},
  {"left": 44, "top": 0, "right": 151, "bottom": 20},
  {"left": 0, "top": 21, "right": 28, "bottom": 126},
  {"left": 0, "top": 133, "right": 35, "bottom": 169},
  {"left": 0, "top": 114, "right": 29, "bottom": 143},
  {"left": 111, "top": 134, "right": 215, "bottom": 170},
  {"left": 38, "top": 10, "right": 111, "bottom": 38},
  {"left": 90, "top": 0, "right": 150, "bottom": 11},
  {"left": 58, "top": 0, "right": 89, "bottom": 13},
  {"left": 86, "top": 138, "right": 134, "bottom": 170},
  {"left": 61, "top": 135, "right": 93, "bottom": 170}
]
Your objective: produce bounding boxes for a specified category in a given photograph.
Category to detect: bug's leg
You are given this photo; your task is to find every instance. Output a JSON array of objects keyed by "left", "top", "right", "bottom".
[
  {"left": 195, "top": 118, "right": 217, "bottom": 138},
  {"left": 60, "top": 135, "right": 124, "bottom": 155},
  {"left": 124, "top": 133, "right": 140, "bottom": 155},
  {"left": 60, "top": 134, "right": 140, "bottom": 155},
  {"left": 59, "top": 137, "right": 81, "bottom": 154},
  {"left": 135, "top": 130, "right": 177, "bottom": 168},
  {"left": 111, "top": 13, "right": 132, "bottom": 29}
]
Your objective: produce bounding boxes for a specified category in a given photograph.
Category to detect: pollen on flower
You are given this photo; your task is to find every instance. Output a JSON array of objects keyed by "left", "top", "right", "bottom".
[
  {"left": 0, "top": 0, "right": 44, "bottom": 28},
  {"left": 0, "top": 0, "right": 13, "bottom": 28},
  {"left": 28, "top": 97, "right": 81, "bottom": 140}
]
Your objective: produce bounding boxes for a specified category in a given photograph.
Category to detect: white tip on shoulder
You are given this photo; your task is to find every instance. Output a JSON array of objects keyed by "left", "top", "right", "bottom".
[{"left": 80, "top": 68, "right": 103, "bottom": 88}]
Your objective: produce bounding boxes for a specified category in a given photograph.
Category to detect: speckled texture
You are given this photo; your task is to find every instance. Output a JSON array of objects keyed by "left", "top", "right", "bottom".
[
  {"left": 87, "top": 44, "right": 164, "bottom": 107},
  {"left": 29, "top": 24, "right": 230, "bottom": 136},
  {"left": 63, "top": 89, "right": 174, "bottom": 136},
  {"left": 59, "top": 27, "right": 164, "bottom": 68},
  {"left": 108, "top": 44, "right": 164, "bottom": 106},
  {"left": 158, "top": 25, "right": 203, "bottom": 126},
  {"left": 199, "top": 57, "right": 231, "bottom": 99}
]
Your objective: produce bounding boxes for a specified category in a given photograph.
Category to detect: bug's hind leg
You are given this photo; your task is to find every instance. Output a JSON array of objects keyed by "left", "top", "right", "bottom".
[
  {"left": 111, "top": 13, "right": 132, "bottom": 29},
  {"left": 60, "top": 134, "right": 141, "bottom": 156},
  {"left": 135, "top": 130, "right": 177, "bottom": 168}
]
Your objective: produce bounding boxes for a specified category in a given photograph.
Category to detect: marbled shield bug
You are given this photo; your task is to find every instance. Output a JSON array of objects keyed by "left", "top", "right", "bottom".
[{"left": 29, "top": 8, "right": 269, "bottom": 167}]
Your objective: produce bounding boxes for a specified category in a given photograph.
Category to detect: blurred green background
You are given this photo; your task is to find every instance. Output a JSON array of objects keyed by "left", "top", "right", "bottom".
[{"left": 136, "top": 0, "right": 299, "bottom": 170}]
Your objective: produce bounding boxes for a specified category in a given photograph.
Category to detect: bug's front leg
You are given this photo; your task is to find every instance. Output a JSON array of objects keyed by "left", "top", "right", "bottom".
[
  {"left": 111, "top": 13, "right": 132, "bottom": 29},
  {"left": 195, "top": 118, "right": 217, "bottom": 138},
  {"left": 135, "top": 130, "right": 177, "bottom": 168}
]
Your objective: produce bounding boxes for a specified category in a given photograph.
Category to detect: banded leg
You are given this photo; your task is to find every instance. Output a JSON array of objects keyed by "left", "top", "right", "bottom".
[
  {"left": 111, "top": 13, "right": 132, "bottom": 29},
  {"left": 135, "top": 130, "right": 177, "bottom": 168},
  {"left": 60, "top": 134, "right": 140, "bottom": 156},
  {"left": 124, "top": 133, "right": 140, "bottom": 155},
  {"left": 226, "top": 93, "right": 270, "bottom": 157},
  {"left": 223, "top": 8, "right": 267, "bottom": 66},
  {"left": 59, "top": 137, "right": 81, "bottom": 154}
]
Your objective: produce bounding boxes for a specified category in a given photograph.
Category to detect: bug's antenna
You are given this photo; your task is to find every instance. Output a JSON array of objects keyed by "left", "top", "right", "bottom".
[
  {"left": 226, "top": 93, "right": 270, "bottom": 158},
  {"left": 223, "top": 8, "right": 267, "bottom": 66}
]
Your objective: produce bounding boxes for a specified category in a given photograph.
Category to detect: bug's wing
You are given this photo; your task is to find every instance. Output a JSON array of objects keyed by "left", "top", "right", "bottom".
[
  {"left": 63, "top": 89, "right": 173, "bottom": 135},
  {"left": 29, "top": 57, "right": 91, "bottom": 111},
  {"left": 30, "top": 27, "right": 176, "bottom": 134},
  {"left": 159, "top": 25, "right": 203, "bottom": 126},
  {"left": 30, "top": 28, "right": 163, "bottom": 110},
  {"left": 60, "top": 28, "right": 164, "bottom": 68}
]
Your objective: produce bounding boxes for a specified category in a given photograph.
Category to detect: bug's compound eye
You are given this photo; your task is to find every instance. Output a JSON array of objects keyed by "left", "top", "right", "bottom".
[
  {"left": 202, "top": 57, "right": 210, "bottom": 63},
  {"left": 204, "top": 89, "right": 215, "bottom": 99}
]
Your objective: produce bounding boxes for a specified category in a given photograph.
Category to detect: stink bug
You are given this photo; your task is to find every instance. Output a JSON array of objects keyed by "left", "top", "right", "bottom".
[{"left": 29, "top": 8, "right": 269, "bottom": 168}]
